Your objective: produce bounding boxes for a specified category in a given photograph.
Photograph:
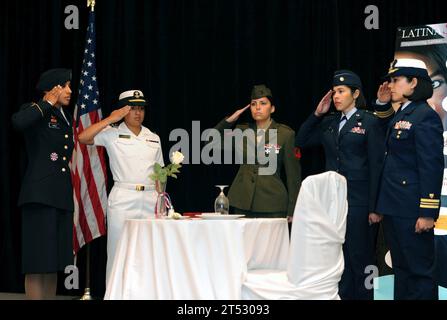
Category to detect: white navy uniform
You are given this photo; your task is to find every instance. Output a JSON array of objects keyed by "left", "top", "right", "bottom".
[{"left": 94, "top": 122, "right": 164, "bottom": 284}]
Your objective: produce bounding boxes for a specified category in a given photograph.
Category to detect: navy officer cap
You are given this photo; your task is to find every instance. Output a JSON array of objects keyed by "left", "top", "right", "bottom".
[
  {"left": 333, "top": 70, "right": 362, "bottom": 89},
  {"left": 117, "top": 90, "right": 148, "bottom": 108},
  {"left": 383, "top": 58, "right": 431, "bottom": 82},
  {"left": 36, "top": 68, "right": 72, "bottom": 92}
]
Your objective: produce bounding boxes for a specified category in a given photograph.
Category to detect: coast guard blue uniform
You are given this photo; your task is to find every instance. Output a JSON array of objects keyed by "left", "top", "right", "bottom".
[
  {"left": 375, "top": 100, "right": 443, "bottom": 299},
  {"left": 374, "top": 59, "right": 443, "bottom": 300},
  {"left": 296, "top": 70, "right": 385, "bottom": 300}
]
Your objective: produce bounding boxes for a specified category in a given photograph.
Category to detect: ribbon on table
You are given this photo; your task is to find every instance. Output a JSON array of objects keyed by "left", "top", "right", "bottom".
[{"left": 155, "top": 192, "right": 173, "bottom": 218}]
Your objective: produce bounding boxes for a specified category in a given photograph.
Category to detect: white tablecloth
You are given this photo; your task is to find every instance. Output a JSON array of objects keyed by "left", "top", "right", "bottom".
[{"left": 104, "top": 218, "right": 289, "bottom": 300}]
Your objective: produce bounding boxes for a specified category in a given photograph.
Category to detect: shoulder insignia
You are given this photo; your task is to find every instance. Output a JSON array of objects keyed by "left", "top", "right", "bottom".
[
  {"left": 278, "top": 123, "right": 294, "bottom": 132},
  {"left": 327, "top": 112, "right": 340, "bottom": 118},
  {"left": 32, "top": 102, "right": 44, "bottom": 117},
  {"left": 363, "top": 110, "right": 377, "bottom": 118},
  {"left": 294, "top": 147, "right": 301, "bottom": 159}
]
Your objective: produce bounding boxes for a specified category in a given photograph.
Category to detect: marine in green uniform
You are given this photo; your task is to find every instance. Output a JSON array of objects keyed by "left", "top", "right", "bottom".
[{"left": 214, "top": 85, "right": 301, "bottom": 220}]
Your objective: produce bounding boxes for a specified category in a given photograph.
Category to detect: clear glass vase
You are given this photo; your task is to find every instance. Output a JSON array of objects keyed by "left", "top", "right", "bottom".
[{"left": 155, "top": 180, "right": 168, "bottom": 219}]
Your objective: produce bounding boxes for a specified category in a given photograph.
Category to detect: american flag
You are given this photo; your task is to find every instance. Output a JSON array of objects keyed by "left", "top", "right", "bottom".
[{"left": 71, "top": 10, "right": 107, "bottom": 254}]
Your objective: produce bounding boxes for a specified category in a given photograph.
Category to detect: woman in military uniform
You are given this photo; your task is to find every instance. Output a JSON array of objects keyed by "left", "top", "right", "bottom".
[
  {"left": 374, "top": 59, "right": 443, "bottom": 300},
  {"left": 12, "top": 68, "right": 74, "bottom": 299},
  {"left": 295, "top": 70, "right": 385, "bottom": 300},
  {"left": 79, "top": 90, "right": 164, "bottom": 286},
  {"left": 213, "top": 84, "right": 301, "bottom": 221}
]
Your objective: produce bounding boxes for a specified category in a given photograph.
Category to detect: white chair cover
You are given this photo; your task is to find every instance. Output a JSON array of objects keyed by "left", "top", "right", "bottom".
[{"left": 241, "top": 171, "right": 348, "bottom": 300}]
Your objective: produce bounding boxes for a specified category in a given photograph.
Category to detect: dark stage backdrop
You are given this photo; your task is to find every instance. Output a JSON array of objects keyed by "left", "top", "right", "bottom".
[{"left": 1, "top": 0, "right": 446, "bottom": 297}]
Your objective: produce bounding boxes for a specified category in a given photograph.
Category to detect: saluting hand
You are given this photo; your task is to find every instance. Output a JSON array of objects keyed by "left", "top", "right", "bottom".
[
  {"left": 314, "top": 90, "right": 332, "bottom": 117},
  {"left": 415, "top": 217, "right": 435, "bottom": 234},
  {"left": 226, "top": 104, "right": 250, "bottom": 123},
  {"left": 377, "top": 82, "right": 392, "bottom": 104},
  {"left": 107, "top": 106, "right": 131, "bottom": 124},
  {"left": 43, "top": 85, "right": 63, "bottom": 106}
]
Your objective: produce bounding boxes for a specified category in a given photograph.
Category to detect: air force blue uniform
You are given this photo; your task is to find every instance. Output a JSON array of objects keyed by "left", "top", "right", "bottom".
[
  {"left": 296, "top": 108, "right": 385, "bottom": 299},
  {"left": 375, "top": 100, "right": 443, "bottom": 299}
]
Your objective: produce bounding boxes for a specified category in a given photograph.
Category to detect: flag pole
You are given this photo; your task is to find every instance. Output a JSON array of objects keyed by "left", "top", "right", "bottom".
[
  {"left": 87, "top": 0, "right": 95, "bottom": 12},
  {"left": 79, "top": 0, "right": 96, "bottom": 301}
]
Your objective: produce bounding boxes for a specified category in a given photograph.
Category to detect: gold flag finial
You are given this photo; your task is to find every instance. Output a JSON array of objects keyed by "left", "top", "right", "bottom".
[{"left": 87, "top": 0, "right": 96, "bottom": 11}]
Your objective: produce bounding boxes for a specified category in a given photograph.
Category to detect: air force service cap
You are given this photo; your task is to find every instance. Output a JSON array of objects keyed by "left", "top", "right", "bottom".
[{"left": 333, "top": 70, "right": 363, "bottom": 89}]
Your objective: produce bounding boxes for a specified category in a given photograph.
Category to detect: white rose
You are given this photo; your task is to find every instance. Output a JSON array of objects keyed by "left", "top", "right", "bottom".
[{"left": 171, "top": 151, "right": 185, "bottom": 165}]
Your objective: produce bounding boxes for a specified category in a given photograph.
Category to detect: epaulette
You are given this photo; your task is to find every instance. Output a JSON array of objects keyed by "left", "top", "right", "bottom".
[
  {"left": 277, "top": 123, "right": 295, "bottom": 132},
  {"left": 363, "top": 109, "right": 377, "bottom": 117},
  {"left": 325, "top": 112, "right": 340, "bottom": 119},
  {"left": 29, "top": 102, "right": 44, "bottom": 117}
]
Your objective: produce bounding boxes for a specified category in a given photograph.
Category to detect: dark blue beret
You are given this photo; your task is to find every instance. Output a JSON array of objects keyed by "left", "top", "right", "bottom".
[{"left": 36, "top": 68, "right": 72, "bottom": 92}]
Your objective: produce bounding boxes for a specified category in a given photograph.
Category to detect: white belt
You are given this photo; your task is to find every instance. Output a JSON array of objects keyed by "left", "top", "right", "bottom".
[{"left": 114, "top": 182, "right": 155, "bottom": 192}]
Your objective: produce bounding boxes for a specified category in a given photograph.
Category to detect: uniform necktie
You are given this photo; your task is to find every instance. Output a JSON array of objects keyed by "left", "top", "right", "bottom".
[
  {"left": 338, "top": 115, "right": 347, "bottom": 132},
  {"left": 256, "top": 129, "right": 265, "bottom": 144},
  {"left": 391, "top": 103, "right": 403, "bottom": 123}
]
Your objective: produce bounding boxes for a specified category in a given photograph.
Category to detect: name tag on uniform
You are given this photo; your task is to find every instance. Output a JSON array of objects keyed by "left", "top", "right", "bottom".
[
  {"left": 147, "top": 139, "right": 159, "bottom": 143},
  {"left": 119, "top": 134, "right": 131, "bottom": 139}
]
